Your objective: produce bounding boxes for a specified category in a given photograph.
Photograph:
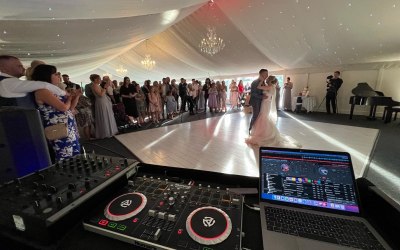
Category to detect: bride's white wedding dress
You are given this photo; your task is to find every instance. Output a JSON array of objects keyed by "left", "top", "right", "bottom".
[{"left": 245, "top": 86, "right": 301, "bottom": 148}]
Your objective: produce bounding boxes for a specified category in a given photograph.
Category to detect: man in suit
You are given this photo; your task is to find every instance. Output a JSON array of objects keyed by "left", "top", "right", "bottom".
[
  {"left": 0, "top": 55, "right": 65, "bottom": 107},
  {"left": 249, "top": 69, "right": 269, "bottom": 133},
  {"left": 326, "top": 71, "right": 343, "bottom": 114}
]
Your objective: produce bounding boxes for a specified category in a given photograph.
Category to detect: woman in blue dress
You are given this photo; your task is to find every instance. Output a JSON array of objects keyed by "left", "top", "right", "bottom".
[{"left": 31, "top": 64, "right": 81, "bottom": 161}]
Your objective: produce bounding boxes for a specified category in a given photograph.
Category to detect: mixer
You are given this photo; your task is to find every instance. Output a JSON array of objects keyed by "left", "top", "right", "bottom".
[
  {"left": 0, "top": 153, "right": 138, "bottom": 244},
  {"left": 83, "top": 175, "right": 243, "bottom": 250}
]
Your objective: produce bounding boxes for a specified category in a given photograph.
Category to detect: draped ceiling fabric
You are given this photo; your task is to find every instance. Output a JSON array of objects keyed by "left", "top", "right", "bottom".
[{"left": 1, "top": 0, "right": 400, "bottom": 83}]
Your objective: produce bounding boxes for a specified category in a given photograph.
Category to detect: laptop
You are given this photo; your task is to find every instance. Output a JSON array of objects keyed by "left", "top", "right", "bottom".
[{"left": 259, "top": 147, "right": 391, "bottom": 250}]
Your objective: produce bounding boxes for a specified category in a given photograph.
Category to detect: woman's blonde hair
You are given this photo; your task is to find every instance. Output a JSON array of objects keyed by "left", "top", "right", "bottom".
[
  {"left": 266, "top": 75, "right": 277, "bottom": 85},
  {"left": 25, "top": 60, "right": 45, "bottom": 80}
]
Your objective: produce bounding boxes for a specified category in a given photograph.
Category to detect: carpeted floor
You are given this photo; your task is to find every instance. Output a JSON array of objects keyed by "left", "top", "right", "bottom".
[{"left": 81, "top": 108, "right": 400, "bottom": 206}]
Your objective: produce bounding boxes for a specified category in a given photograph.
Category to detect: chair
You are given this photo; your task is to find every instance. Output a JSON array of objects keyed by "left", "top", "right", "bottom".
[{"left": 383, "top": 106, "right": 400, "bottom": 123}]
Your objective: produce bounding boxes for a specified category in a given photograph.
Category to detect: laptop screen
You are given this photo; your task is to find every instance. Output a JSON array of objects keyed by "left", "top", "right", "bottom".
[{"left": 259, "top": 147, "right": 360, "bottom": 214}]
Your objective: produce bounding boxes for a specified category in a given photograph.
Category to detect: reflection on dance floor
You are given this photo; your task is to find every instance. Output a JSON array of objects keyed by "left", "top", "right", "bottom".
[{"left": 116, "top": 112, "right": 378, "bottom": 178}]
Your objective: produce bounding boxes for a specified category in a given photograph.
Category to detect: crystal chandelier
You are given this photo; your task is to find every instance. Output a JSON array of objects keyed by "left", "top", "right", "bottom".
[
  {"left": 115, "top": 65, "right": 127, "bottom": 74},
  {"left": 102, "top": 73, "right": 113, "bottom": 78},
  {"left": 199, "top": 26, "right": 225, "bottom": 56},
  {"left": 141, "top": 54, "right": 156, "bottom": 71}
]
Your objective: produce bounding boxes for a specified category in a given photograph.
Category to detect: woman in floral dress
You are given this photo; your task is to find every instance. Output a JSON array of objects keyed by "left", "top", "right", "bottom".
[{"left": 32, "top": 64, "right": 81, "bottom": 161}]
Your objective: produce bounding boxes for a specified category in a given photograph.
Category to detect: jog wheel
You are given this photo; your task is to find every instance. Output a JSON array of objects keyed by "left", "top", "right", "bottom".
[
  {"left": 186, "top": 206, "right": 232, "bottom": 245},
  {"left": 104, "top": 192, "right": 147, "bottom": 221}
]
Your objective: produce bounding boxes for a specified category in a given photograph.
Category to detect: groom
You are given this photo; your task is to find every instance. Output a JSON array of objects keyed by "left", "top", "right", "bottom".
[{"left": 249, "top": 69, "right": 269, "bottom": 133}]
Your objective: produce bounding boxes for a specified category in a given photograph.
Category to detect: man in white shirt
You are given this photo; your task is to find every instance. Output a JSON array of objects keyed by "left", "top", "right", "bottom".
[{"left": 0, "top": 55, "right": 65, "bottom": 102}]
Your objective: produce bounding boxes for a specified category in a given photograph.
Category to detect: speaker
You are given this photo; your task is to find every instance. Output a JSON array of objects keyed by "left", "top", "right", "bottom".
[{"left": 0, "top": 107, "right": 51, "bottom": 183}]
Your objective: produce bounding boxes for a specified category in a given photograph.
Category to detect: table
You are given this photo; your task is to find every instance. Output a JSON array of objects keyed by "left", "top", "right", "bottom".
[{"left": 291, "top": 96, "right": 317, "bottom": 112}]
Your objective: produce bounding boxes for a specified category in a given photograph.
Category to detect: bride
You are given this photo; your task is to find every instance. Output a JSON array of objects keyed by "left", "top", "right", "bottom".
[{"left": 246, "top": 75, "right": 301, "bottom": 148}]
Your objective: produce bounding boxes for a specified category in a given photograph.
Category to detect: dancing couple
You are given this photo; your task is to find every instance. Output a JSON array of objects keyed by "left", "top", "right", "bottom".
[{"left": 246, "top": 69, "right": 301, "bottom": 148}]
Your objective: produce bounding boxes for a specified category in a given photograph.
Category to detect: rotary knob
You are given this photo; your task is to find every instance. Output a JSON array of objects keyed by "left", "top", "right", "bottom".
[
  {"left": 163, "top": 192, "right": 169, "bottom": 200},
  {"left": 168, "top": 196, "right": 175, "bottom": 206}
]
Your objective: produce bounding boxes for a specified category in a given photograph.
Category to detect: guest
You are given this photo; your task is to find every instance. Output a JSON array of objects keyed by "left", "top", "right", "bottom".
[
  {"left": 275, "top": 80, "right": 281, "bottom": 111},
  {"left": 197, "top": 81, "right": 205, "bottom": 111},
  {"left": 178, "top": 78, "right": 188, "bottom": 112},
  {"left": 142, "top": 80, "right": 151, "bottom": 113},
  {"left": 326, "top": 71, "right": 343, "bottom": 114},
  {"left": 74, "top": 86, "right": 94, "bottom": 140},
  {"left": 135, "top": 84, "right": 146, "bottom": 125},
  {"left": 149, "top": 86, "right": 161, "bottom": 123},
  {"left": 112, "top": 80, "right": 121, "bottom": 103},
  {"left": 31, "top": 64, "right": 81, "bottom": 161},
  {"left": 202, "top": 78, "right": 211, "bottom": 111},
  {"left": 62, "top": 74, "right": 79, "bottom": 90},
  {"left": 120, "top": 77, "right": 139, "bottom": 126},
  {"left": 238, "top": 80, "right": 244, "bottom": 102},
  {"left": 187, "top": 84, "right": 195, "bottom": 115},
  {"left": 171, "top": 79, "right": 179, "bottom": 111},
  {"left": 208, "top": 83, "right": 218, "bottom": 112},
  {"left": 220, "top": 81, "right": 227, "bottom": 112},
  {"left": 84, "top": 77, "right": 96, "bottom": 115},
  {"left": 166, "top": 90, "right": 177, "bottom": 119},
  {"left": 0, "top": 55, "right": 65, "bottom": 108},
  {"left": 216, "top": 81, "right": 222, "bottom": 112},
  {"left": 25, "top": 60, "right": 45, "bottom": 80},
  {"left": 230, "top": 80, "right": 239, "bottom": 110},
  {"left": 102, "top": 76, "right": 115, "bottom": 104},
  {"left": 244, "top": 82, "right": 251, "bottom": 93},
  {"left": 192, "top": 79, "right": 200, "bottom": 112},
  {"left": 283, "top": 77, "right": 293, "bottom": 111},
  {"left": 91, "top": 74, "right": 118, "bottom": 139}
]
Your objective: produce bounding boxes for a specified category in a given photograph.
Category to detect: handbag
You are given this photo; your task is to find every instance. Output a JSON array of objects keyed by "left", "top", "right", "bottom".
[{"left": 44, "top": 123, "right": 68, "bottom": 140}]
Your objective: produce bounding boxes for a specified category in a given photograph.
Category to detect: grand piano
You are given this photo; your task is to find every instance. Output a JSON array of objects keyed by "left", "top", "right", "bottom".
[{"left": 349, "top": 82, "right": 400, "bottom": 120}]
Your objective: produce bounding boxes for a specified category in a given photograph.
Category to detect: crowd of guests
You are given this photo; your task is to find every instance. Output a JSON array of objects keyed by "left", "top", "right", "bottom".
[
  {"left": 82, "top": 76, "right": 252, "bottom": 129},
  {"left": 0, "top": 55, "right": 255, "bottom": 162}
]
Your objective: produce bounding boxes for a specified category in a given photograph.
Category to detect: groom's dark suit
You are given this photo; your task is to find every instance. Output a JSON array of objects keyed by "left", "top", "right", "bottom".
[{"left": 249, "top": 78, "right": 264, "bottom": 132}]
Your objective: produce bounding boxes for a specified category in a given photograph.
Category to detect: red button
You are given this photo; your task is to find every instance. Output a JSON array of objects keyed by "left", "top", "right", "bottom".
[
  {"left": 99, "top": 219, "right": 109, "bottom": 226},
  {"left": 177, "top": 229, "right": 183, "bottom": 235},
  {"left": 133, "top": 218, "right": 139, "bottom": 223}
]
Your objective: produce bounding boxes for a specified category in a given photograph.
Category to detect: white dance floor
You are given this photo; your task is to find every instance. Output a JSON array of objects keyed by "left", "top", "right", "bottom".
[{"left": 115, "top": 112, "right": 379, "bottom": 178}]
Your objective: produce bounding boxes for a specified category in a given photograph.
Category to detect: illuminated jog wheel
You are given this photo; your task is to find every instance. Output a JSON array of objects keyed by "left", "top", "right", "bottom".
[
  {"left": 186, "top": 206, "right": 232, "bottom": 245},
  {"left": 104, "top": 192, "right": 147, "bottom": 221}
]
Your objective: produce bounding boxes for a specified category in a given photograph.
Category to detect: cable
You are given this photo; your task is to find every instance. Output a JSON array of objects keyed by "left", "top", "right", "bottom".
[
  {"left": 244, "top": 203, "right": 260, "bottom": 211},
  {"left": 82, "top": 142, "right": 128, "bottom": 158}
]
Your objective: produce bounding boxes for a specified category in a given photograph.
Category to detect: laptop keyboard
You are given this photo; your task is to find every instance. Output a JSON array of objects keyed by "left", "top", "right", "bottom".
[{"left": 265, "top": 206, "right": 385, "bottom": 250}]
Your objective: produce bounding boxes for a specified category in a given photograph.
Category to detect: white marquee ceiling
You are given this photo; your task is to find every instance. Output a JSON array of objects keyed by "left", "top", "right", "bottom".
[{"left": 1, "top": 0, "right": 400, "bottom": 83}]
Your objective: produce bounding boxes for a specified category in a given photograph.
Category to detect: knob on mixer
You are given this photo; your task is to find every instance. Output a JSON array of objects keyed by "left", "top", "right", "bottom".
[{"left": 168, "top": 196, "right": 175, "bottom": 206}]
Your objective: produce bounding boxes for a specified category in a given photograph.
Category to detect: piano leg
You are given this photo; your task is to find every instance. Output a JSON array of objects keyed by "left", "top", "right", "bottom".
[
  {"left": 368, "top": 105, "right": 377, "bottom": 120},
  {"left": 384, "top": 107, "right": 393, "bottom": 123},
  {"left": 349, "top": 104, "right": 355, "bottom": 119}
]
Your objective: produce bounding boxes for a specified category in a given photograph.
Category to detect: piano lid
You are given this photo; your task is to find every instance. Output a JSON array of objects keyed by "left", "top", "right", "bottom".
[{"left": 351, "top": 82, "right": 379, "bottom": 97}]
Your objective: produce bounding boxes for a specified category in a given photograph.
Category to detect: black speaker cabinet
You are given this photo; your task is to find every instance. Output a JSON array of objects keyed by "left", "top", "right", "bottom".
[{"left": 0, "top": 107, "right": 51, "bottom": 183}]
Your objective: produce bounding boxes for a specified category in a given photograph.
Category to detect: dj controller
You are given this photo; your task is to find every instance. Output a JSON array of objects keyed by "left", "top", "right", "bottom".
[
  {"left": 0, "top": 153, "right": 138, "bottom": 243},
  {"left": 83, "top": 174, "right": 244, "bottom": 250}
]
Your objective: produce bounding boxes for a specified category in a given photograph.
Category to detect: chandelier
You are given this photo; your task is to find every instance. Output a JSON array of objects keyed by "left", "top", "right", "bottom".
[
  {"left": 141, "top": 54, "right": 156, "bottom": 71},
  {"left": 199, "top": 26, "right": 225, "bottom": 56},
  {"left": 115, "top": 65, "right": 127, "bottom": 74}
]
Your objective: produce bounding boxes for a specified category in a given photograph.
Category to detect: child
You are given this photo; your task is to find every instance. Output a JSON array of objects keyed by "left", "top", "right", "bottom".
[
  {"left": 165, "top": 90, "right": 176, "bottom": 119},
  {"left": 295, "top": 93, "right": 303, "bottom": 113}
]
